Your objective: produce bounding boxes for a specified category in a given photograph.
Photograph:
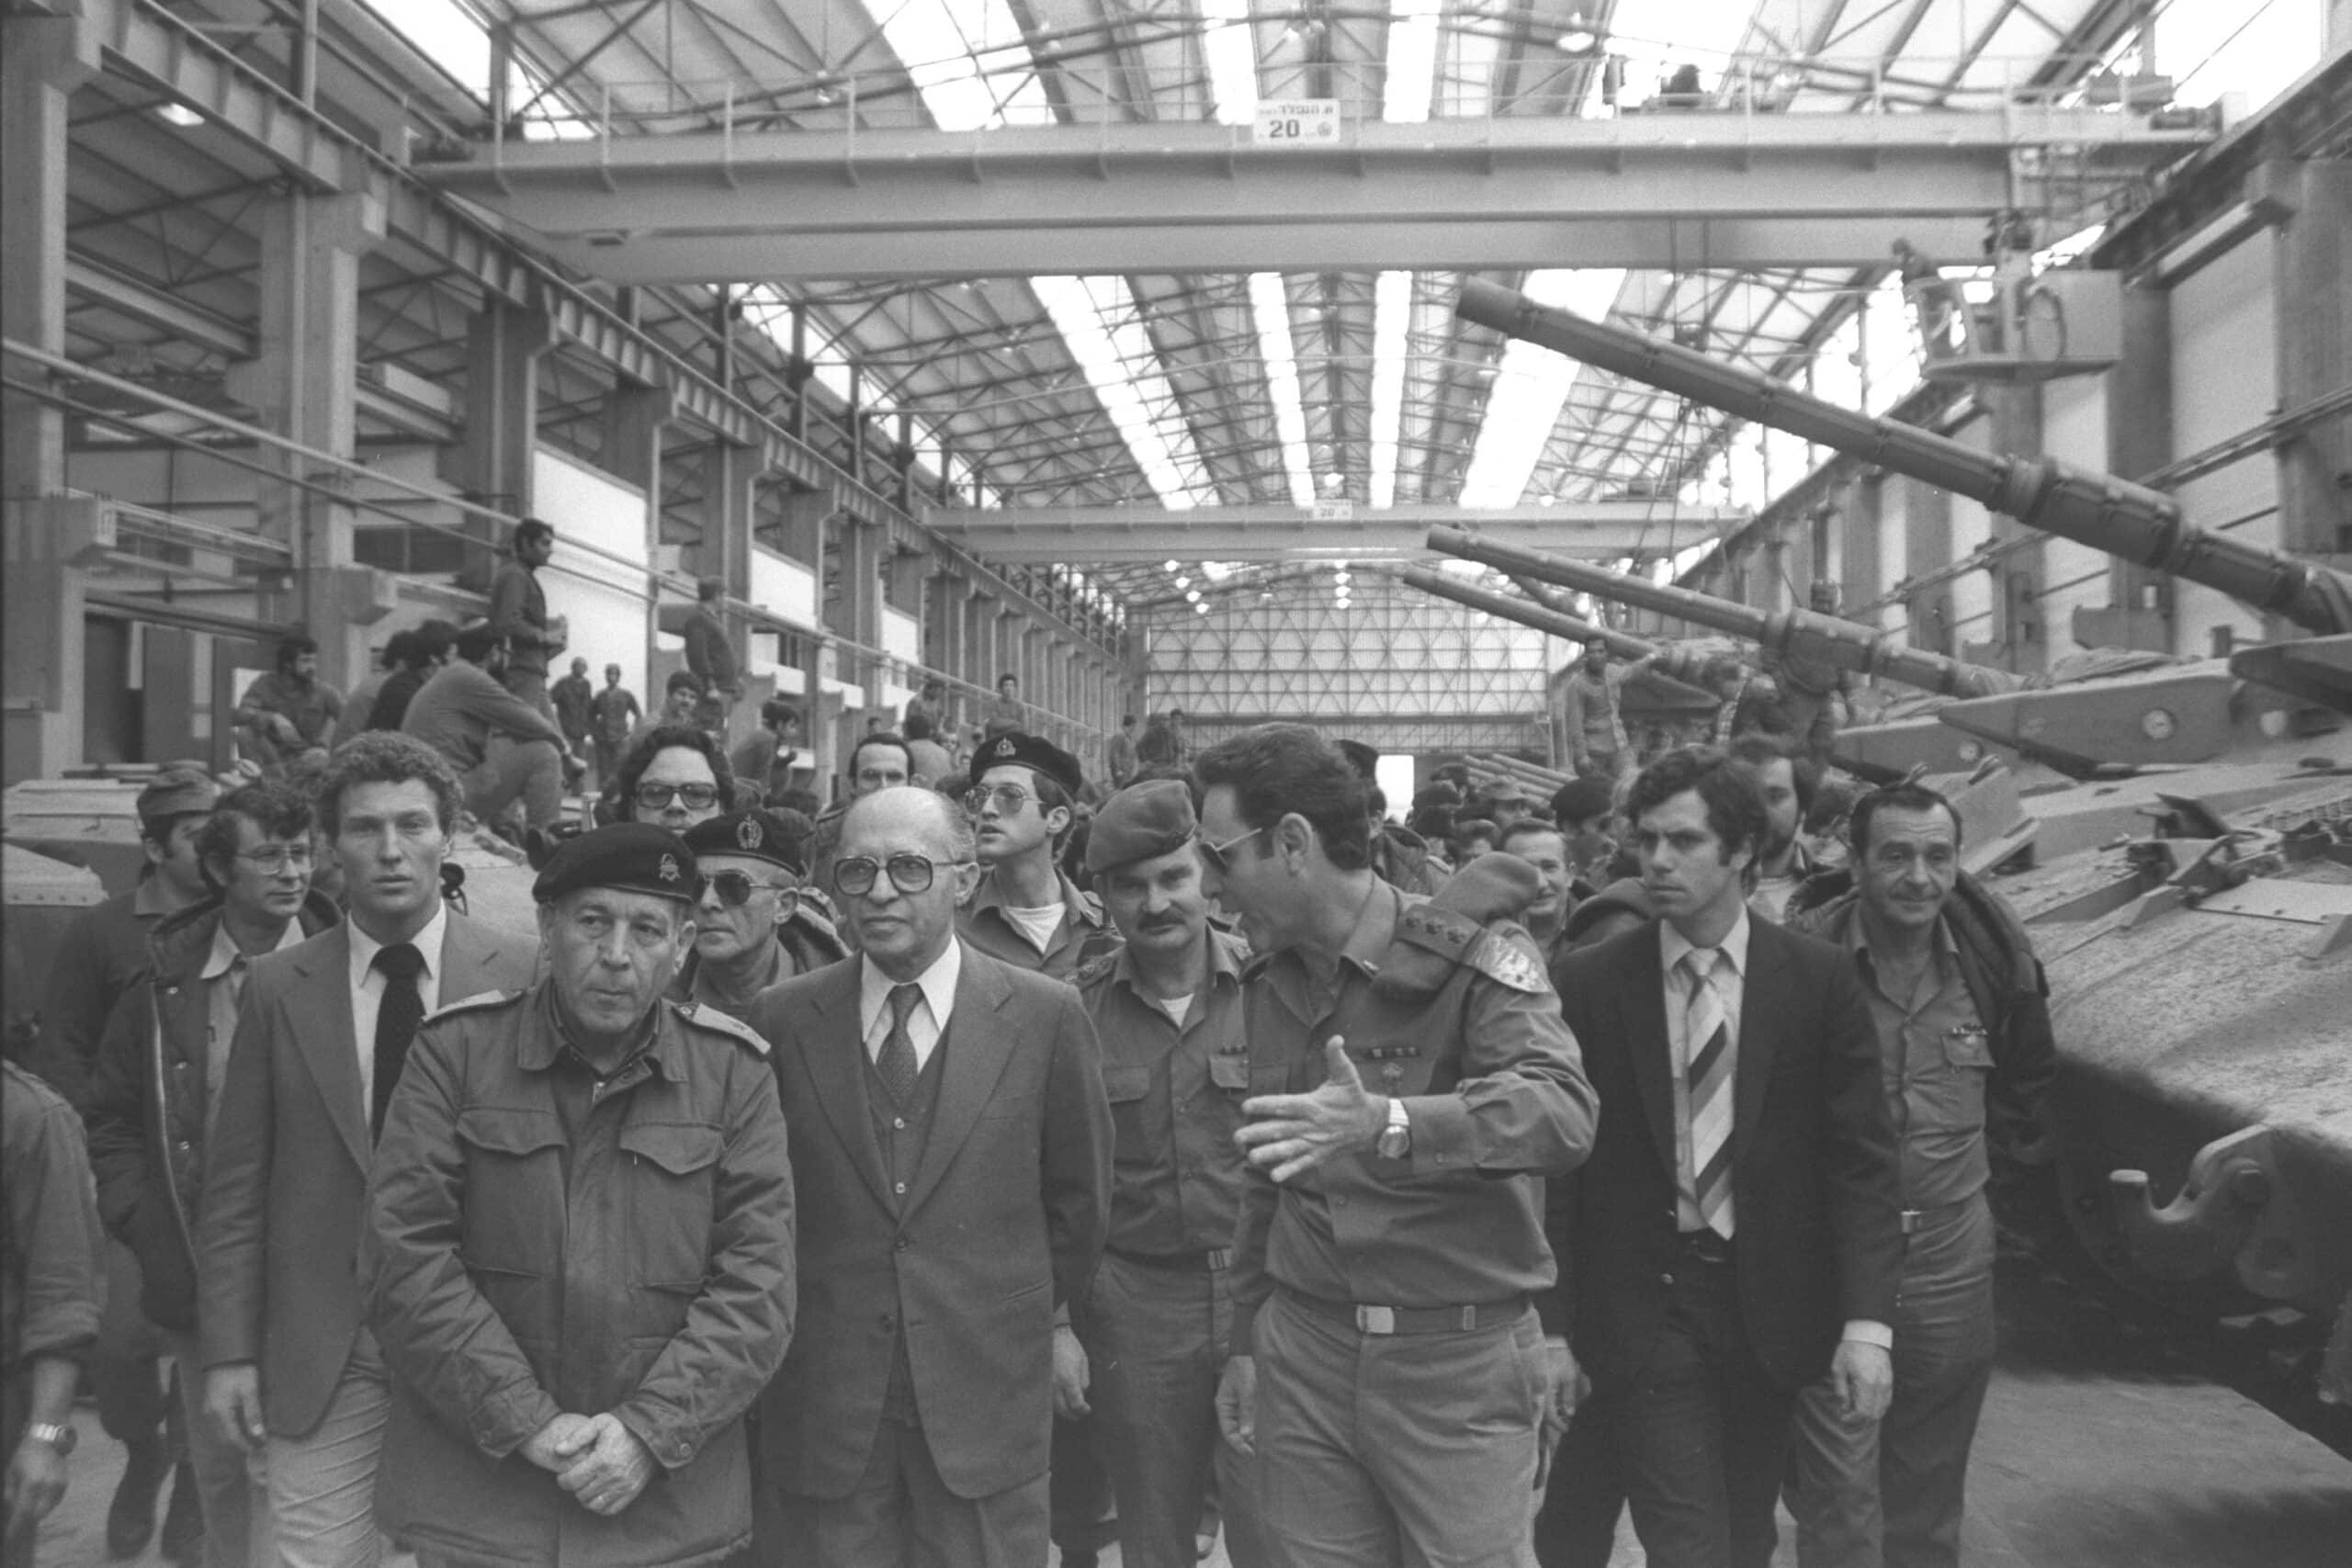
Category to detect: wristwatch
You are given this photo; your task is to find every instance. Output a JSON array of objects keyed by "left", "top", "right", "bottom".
[
  {"left": 24, "top": 1421, "right": 75, "bottom": 1455},
  {"left": 1374, "top": 1096, "right": 1412, "bottom": 1160}
]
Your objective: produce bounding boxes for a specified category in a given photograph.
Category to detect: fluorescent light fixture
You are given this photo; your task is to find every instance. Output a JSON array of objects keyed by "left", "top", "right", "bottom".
[
  {"left": 156, "top": 103, "right": 205, "bottom": 127},
  {"left": 1250, "top": 273, "right": 1317, "bottom": 507},
  {"left": 1458, "top": 269, "right": 1626, "bottom": 507},
  {"left": 1164, "top": 559, "right": 1182, "bottom": 571},
  {"left": 1202, "top": 0, "right": 1257, "bottom": 126},
  {"left": 1175, "top": 575, "right": 1192, "bottom": 589}
]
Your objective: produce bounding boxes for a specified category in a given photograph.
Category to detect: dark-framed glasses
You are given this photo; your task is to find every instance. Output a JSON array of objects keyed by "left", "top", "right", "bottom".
[
  {"left": 1197, "top": 824, "right": 1265, "bottom": 874},
  {"left": 833, "top": 853, "right": 967, "bottom": 897},
  {"left": 234, "top": 842, "right": 314, "bottom": 874},
  {"left": 635, "top": 781, "right": 720, "bottom": 812},
  {"left": 706, "top": 870, "right": 799, "bottom": 910},
  {"left": 963, "top": 783, "right": 1033, "bottom": 817}
]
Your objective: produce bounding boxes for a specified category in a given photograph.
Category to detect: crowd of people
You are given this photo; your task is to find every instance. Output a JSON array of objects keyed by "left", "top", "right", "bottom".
[{"left": 6, "top": 543, "right": 2058, "bottom": 1568}]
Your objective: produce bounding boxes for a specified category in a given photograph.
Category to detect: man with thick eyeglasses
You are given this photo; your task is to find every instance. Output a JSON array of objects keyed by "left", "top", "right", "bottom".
[
  {"left": 673, "top": 810, "right": 847, "bottom": 1019},
  {"left": 198, "top": 735, "right": 537, "bottom": 1568},
  {"left": 85, "top": 780, "right": 343, "bottom": 1567},
  {"left": 956, "top": 732, "right": 1118, "bottom": 1565},
  {"left": 746, "top": 786, "right": 1111, "bottom": 1567},
  {"left": 957, "top": 733, "right": 1116, "bottom": 986},
  {"left": 1194, "top": 723, "right": 1597, "bottom": 1568}
]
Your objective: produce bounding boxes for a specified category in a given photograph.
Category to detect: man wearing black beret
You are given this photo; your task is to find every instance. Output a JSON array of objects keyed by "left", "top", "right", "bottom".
[
  {"left": 957, "top": 733, "right": 1117, "bottom": 986},
  {"left": 362, "top": 822, "right": 796, "bottom": 1567},
  {"left": 1067, "top": 783, "right": 1267, "bottom": 1568},
  {"left": 674, "top": 810, "right": 849, "bottom": 1018}
]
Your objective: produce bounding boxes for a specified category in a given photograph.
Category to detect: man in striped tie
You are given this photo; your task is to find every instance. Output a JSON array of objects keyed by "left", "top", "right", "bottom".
[{"left": 1545, "top": 748, "right": 1902, "bottom": 1568}]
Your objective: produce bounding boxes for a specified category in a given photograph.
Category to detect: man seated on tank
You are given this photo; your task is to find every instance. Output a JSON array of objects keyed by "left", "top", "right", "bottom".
[
  {"left": 1778, "top": 781, "right": 2057, "bottom": 1568},
  {"left": 399, "top": 619, "right": 570, "bottom": 835},
  {"left": 235, "top": 634, "right": 343, "bottom": 773}
]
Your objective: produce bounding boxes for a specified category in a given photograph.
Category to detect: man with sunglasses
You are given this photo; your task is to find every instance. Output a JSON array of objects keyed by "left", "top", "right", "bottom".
[
  {"left": 674, "top": 810, "right": 848, "bottom": 1019},
  {"left": 85, "top": 780, "right": 343, "bottom": 1566},
  {"left": 745, "top": 786, "right": 1111, "bottom": 1567},
  {"left": 1194, "top": 724, "right": 1597, "bottom": 1568},
  {"left": 958, "top": 733, "right": 1117, "bottom": 985}
]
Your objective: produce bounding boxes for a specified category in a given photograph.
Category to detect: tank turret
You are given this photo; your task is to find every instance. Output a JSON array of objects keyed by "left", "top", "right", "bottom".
[
  {"left": 1454, "top": 278, "right": 2352, "bottom": 637},
  {"left": 1427, "top": 526, "right": 2024, "bottom": 700}
]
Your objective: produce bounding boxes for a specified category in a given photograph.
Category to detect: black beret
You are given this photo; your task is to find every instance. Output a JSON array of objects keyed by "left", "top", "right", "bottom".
[
  {"left": 532, "top": 821, "right": 699, "bottom": 905},
  {"left": 1085, "top": 780, "right": 1196, "bottom": 874},
  {"left": 1551, "top": 777, "right": 1617, "bottom": 824},
  {"left": 968, "top": 730, "right": 1083, "bottom": 797},
  {"left": 682, "top": 809, "right": 804, "bottom": 876}
]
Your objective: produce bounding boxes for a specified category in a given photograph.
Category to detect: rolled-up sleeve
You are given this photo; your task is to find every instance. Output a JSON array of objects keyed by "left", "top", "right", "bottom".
[
  {"left": 614, "top": 1054, "right": 796, "bottom": 1472},
  {"left": 7, "top": 1085, "right": 107, "bottom": 1363}
]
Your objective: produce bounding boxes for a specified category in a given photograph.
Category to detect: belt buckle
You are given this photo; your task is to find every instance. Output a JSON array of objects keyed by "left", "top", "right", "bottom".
[{"left": 1355, "top": 1304, "right": 1396, "bottom": 1335}]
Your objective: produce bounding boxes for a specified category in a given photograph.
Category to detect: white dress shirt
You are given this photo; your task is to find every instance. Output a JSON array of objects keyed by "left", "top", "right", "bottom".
[
  {"left": 347, "top": 902, "right": 448, "bottom": 1118},
  {"left": 858, "top": 938, "right": 962, "bottom": 1075}
]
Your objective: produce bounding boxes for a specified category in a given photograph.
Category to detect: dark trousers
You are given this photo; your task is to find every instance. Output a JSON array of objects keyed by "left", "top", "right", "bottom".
[
  {"left": 1079, "top": 1252, "right": 1265, "bottom": 1568},
  {"left": 96, "top": 1240, "right": 173, "bottom": 1453},
  {"left": 1531, "top": 1396, "right": 1624, "bottom": 1568},
  {"left": 1615, "top": 1245, "right": 1797, "bottom": 1568},
  {"left": 771, "top": 1420, "right": 1048, "bottom": 1568},
  {"left": 1789, "top": 1197, "right": 1996, "bottom": 1568},
  {"left": 1048, "top": 1413, "right": 1114, "bottom": 1557}
]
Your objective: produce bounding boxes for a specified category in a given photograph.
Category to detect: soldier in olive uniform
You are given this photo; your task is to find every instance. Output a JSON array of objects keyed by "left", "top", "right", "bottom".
[
  {"left": 958, "top": 733, "right": 1118, "bottom": 982},
  {"left": 1194, "top": 725, "right": 1598, "bottom": 1568},
  {"left": 1069, "top": 783, "right": 1266, "bottom": 1568}
]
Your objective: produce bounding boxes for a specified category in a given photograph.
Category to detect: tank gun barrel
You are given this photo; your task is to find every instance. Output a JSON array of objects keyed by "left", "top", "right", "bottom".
[
  {"left": 1455, "top": 278, "right": 2352, "bottom": 637},
  {"left": 1427, "top": 527, "right": 2022, "bottom": 699},
  {"left": 1502, "top": 575, "right": 1749, "bottom": 688}
]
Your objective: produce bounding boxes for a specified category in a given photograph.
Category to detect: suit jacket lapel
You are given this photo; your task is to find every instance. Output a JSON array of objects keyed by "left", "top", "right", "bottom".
[
  {"left": 906, "top": 949, "right": 1016, "bottom": 1214},
  {"left": 437, "top": 911, "right": 512, "bottom": 1002},
  {"left": 797, "top": 966, "right": 894, "bottom": 1213},
  {"left": 290, "top": 927, "right": 371, "bottom": 1176},
  {"left": 1731, "top": 921, "right": 1782, "bottom": 1172},
  {"left": 1623, "top": 922, "right": 1680, "bottom": 1190}
]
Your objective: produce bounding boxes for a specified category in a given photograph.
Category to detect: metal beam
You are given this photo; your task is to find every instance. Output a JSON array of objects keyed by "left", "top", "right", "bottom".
[
  {"left": 925, "top": 502, "right": 1750, "bottom": 563},
  {"left": 421, "top": 111, "right": 2209, "bottom": 278}
]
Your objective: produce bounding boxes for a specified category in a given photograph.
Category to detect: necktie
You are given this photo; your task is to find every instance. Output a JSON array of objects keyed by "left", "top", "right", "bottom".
[
  {"left": 877, "top": 984, "right": 922, "bottom": 1106},
  {"left": 372, "top": 942, "right": 426, "bottom": 1140},
  {"left": 1682, "top": 947, "right": 1736, "bottom": 1237}
]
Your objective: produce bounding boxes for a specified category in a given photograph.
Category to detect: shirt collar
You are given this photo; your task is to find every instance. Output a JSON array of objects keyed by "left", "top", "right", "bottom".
[
  {"left": 860, "top": 937, "right": 963, "bottom": 1034},
  {"left": 520, "top": 982, "right": 674, "bottom": 1078},
  {"left": 968, "top": 866, "right": 1099, "bottom": 928},
  {"left": 1844, "top": 903, "right": 1960, "bottom": 964},
  {"left": 348, "top": 900, "right": 448, "bottom": 987},
  {"left": 201, "top": 916, "right": 304, "bottom": 980},
  {"left": 1661, "top": 905, "right": 1752, "bottom": 978}
]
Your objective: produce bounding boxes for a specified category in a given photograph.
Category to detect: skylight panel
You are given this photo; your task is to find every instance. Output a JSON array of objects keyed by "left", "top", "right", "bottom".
[
  {"left": 870, "top": 0, "right": 1054, "bottom": 132},
  {"left": 1249, "top": 274, "right": 1317, "bottom": 507},
  {"left": 2164, "top": 0, "right": 2323, "bottom": 115},
  {"left": 360, "top": 0, "right": 490, "bottom": 96},
  {"left": 1605, "top": 0, "right": 1760, "bottom": 108},
  {"left": 1202, "top": 0, "right": 1259, "bottom": 125},
  {"left": 1383, "top": 0, "right": 1442, "bottom": 124},
  {"left": 1458, "top": 269, "right": 1627, "bottom": 508},
  {"left": 1032, "top": 276, "right": 1216, "bottom": 508},
  {"left": 1368, "top": 271, "right": 1412, "bottom": 508}
]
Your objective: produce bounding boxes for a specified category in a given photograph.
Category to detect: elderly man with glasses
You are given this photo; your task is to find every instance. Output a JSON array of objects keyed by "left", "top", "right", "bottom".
[
  {"left": 672, "top": 810, "right": 848, "bottom": 1018},
  {"left": 746, "top": 785, "right": 1111, "bottom": 1567}
]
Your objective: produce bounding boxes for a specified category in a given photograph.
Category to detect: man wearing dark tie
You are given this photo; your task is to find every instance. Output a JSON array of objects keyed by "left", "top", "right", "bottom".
[
  {"left": 198, "top": 735, "right": 535, "bottom": 1567},
  {"left": 1546, "top": 747, "right": 1901, "bottom": 1568},
  {"left": 747, "top": 785, "right": 1111, "bottom": 1566}
]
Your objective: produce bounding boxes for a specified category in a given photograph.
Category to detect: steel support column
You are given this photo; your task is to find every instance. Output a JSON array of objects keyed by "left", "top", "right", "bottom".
[
  {"left": 2260, "top": 157, "right": 2352, "bottom": 565},
  {"left": 2093, "top": 284, "right": 2177, "bottom": 650},
  {"left": 454, "top": 299, "right": 559, "bottom": 545}
]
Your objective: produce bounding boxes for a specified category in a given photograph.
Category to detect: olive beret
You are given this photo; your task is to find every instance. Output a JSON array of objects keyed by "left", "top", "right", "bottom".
[
  {"left": 532, "top": 821, "right": 699, "bottom": 905},
  {"left": 137, "top": 766, "right": 219, "bottom": 823},
  {"left": 1085, "top": 779, "right": 1196, "bottom": 874}
]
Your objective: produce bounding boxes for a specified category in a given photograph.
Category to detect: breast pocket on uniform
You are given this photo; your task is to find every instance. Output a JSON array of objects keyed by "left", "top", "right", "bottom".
[
  {"left": 1940, "top": 1024, "right": 1995, "bottom": 1074},
  {"left": 1208, "top": 1053, "right": 1251, "bottom": 1095},
  {"left": 618, "top": 1121, "right": 723, "bottom": 1298},
  {"left": 454, "top": 1109, "right": 564, "bottom": 1277}
]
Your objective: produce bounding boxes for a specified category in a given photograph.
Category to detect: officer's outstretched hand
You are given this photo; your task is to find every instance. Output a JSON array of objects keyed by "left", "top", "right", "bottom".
[
  {"left": 1051, "top": 1324, "right": 1091, "bottom": 1420},
  {"left": 1216, "top": 1355, "right": 1257, "bottom": 1454},
  {"left": 1237, "top": 1038, "right": 1385, "bottom": 1183}
]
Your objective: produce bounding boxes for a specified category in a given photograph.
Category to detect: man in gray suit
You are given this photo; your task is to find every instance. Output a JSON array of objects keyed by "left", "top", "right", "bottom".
[
  {"left": 747, "top": 786, "right": 1112, "bottom": 1567},
  {"left": 198, "top": 734, "right": 536, "bottom": 1567}
]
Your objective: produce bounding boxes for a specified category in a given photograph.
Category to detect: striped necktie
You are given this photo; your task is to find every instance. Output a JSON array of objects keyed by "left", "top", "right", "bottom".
[{"left": 1682, "top": 946, "right": 1736, "bottom": 1237}]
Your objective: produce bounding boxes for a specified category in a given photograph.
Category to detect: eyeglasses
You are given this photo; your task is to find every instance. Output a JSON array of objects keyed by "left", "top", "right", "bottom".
[
  {"left": 1197, "top": 824, "right": 1265, "bottom": 874},
  {"left": 963, "top": 784, "right": 1034, "bottom": 817},
  {"left": 635, "top": 781, "right": 720, "bottom": 812},
  {"left": 233, "top": 843, "right": 314, "bottom": 874},
  {"left": 705, "top": 870, "right": 799, "bottom": 910},
  {"left": 833, "top": 854, "right": 968, "bottom": 897}
]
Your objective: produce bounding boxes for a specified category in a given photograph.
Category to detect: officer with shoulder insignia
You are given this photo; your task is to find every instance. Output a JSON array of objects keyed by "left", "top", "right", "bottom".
[
  {"left": 959, "top": 732, "right": 1119, "bottom": 983},
  {"left": 362, "top": 823, "right": 796, "bottom": 1568},
  {"left": 1069, "top": 782, "right": 1267, "bottom": 1568},
  {"left": 1193, "top": 724, "right": 1598, "bottom": 1568}
]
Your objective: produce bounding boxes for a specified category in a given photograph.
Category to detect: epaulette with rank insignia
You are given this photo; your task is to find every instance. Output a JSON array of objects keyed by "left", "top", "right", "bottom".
[
  {"left": 1071, "top": 952, "right": 1120, "bottom": 991},
  {"left": 1373, "top": 852, "right": 1544, "bottom": 1001},
  {"left": 671, "top": 1000, "right": 772, "bottom": 1056},
  {"left": 420, "top": 988, "right": 526, "bottom": 1027}
]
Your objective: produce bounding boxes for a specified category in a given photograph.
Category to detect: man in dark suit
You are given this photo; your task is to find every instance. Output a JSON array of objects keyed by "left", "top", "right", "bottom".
[
  {"left": 1545, "top": 747, "right": 1901, "bottom": 1568},
  {"left": 746, "top": 785, "right": 1112, "bottom": 1567},
  {"left": 198, "top": 735, "right": 536, "bottom": 1568}
]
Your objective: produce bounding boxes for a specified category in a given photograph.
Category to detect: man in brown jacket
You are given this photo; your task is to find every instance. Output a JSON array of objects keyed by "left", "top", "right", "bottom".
[{"left": 365, "top": 824, "right": 793, "bottom": 1567}]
